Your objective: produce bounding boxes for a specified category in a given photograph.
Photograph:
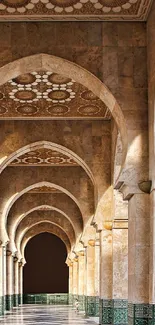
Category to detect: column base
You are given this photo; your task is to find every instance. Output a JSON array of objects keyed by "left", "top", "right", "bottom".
[
  {"left": 18, "top": 294, "right": 23, "bottom": 305},
  {"left": 113, "top": 300, "right": 128, "bottom": 325},
  {"left": 3, "top": 295, "right": 6, "bottom": 312},
  {"left": 0, "top": 296, "right": 4, "bottom": 316},
  {"left": 13, "top": 294, "right": 19, "bottom": 307},
  {"left": 6, "top": 295, "right": 14, "bottom": 310},
  {"left": 85, "top": 296, "right": 99, "bottom": 316},
  {"left": 78, "top": 295, "right": 85, "bottom": 311},
  {"left": 72, "top": 294, "right": 78, "bottom": 306},
  {"left": 99, "top": 299, "right": 128, "bottom": 325},
  {"left": 128, "top": 303, "right": 155, "bottom": 325},
  {"left": 99, "top": 299, "right": 113, "bottom": 325},
  {"left": 68, "top": 294, "right": 73, "bottom": 305}
]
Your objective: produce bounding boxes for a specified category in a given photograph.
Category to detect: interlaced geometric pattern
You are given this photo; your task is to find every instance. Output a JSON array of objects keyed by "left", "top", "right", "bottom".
[
  {"left": 0, "top": 0, "right": 152, "bottom": 20},
  {"left": 0, "top": 71, "right": 111, "bottom": 119},
  {"left": 10, "top": 148, "right": 78, "bottom": 166}
]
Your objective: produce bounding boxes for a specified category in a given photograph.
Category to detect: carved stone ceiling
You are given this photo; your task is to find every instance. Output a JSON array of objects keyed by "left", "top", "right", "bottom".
[
  {"left": 0, "top": 0, "right": 152, "bottom": 21},
  {"left": 10, "top": 148, "right": 78, "bottom": 166},
  {"left": 0, "top": 71, "right": 111, "bottom": 120}
]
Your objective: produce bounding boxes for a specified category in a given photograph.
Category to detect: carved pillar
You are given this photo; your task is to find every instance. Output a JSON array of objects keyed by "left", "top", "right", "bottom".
[
  {"left": 112, "top": 220, "right": 128, "bottom": 325},
  {"left": 0, "top": 243, "right": 4, "bottom": 316},
  {"left": 72, "top": 257, "right": 78, "bottom": 303},
  {"left": 13, "top": 256, "right": 19, "bottom": 307},
  {"left": 3, "top": 245, "right": 6, "bottom": 312},
  {"left": 18, "top": 262, "right": 23, "bottom": 305},
  {"left": 85, "top": 240, "right": 96, "bottom": 316},
  {"left": 150, "top": 188, "right": 155, "bottom": 305},
  {"left": 6, "top": 250, "right": 14, "bottom": 310},
  {"left": 128, "top": 192, "right": 150, "bottom": 325},
  {"left": 99, "top": 227, "right": 113, "bottom": 325},
  {"left": 111, "top": 190, "right": 128, "bottom": 325},
  {"left": 77, "top": 250, "right": 85, "bottom": 310},
  {"left": 95, "top": 238, "right": 100, "bottom": 317},
  {"left": 68, "top": 261, "right": 73, "bottom": 304}
]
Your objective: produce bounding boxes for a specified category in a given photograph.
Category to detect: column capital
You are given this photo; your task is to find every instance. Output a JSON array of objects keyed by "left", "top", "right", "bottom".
[
  {"left": 103, "top": 221, "right": 113, "bottom": 231},
  {"left": 6, "top": 249, "right": 13, "bottom": 256},
  {"left": 66, "top": 258, "right": 73, "bottom": 267},
  {"left": 88, "top": 239, "right": 95, "bottom": 247},
  {"left": 118, "top": 181, "right": 151, "bottom": 201},
  {"left": 19, "top": 261, "right": 24, "bottom": 267},
  {"left": 73, "top": 256, "right": 78, "bottom": 262},
  {"left": 76, "top": 250, "right": 85, "bottom": 257},
  {"left": 13, "top": 256, "right": 18, "bottom": 263},
  {"left": 112, "top": 219, "right": 128, "bottom": 229}
]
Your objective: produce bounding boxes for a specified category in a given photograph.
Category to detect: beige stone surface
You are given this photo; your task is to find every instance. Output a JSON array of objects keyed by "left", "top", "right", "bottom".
[
  {"left": 78, "top": 253, "right": 85, "bottom": 296},
  {"left": 113, "top": 228, "right": 128, "bottom": 300},
  {"left": 85, "top": 245, "right": 95, "bottom": 297},
  {"left": 100, "top": 230, "right": 112, "bottom": 299},
  {"left": 128, "top": 193, "right": 150, "bottom": 303},
  {"left": 0, "top": 17, "right": 152, "bottom": 309}
]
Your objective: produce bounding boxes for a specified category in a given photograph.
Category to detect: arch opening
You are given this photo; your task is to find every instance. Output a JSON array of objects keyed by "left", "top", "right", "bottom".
[
  {"left": 24, "top": 232, "right": 69, "bottom": 294},
  {"left": 0, "top": 53, "right": 128, "bottom": 178}
]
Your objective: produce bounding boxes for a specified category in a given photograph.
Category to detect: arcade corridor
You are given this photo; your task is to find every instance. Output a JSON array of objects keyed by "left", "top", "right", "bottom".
[{"left": 0, "top": 1, "right": 155, "bottom": 325}]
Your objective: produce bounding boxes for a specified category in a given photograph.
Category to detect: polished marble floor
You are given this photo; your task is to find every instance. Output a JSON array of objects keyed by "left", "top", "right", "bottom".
[{"left": 0, "top": 305, "right": 98, "bottom": 325}]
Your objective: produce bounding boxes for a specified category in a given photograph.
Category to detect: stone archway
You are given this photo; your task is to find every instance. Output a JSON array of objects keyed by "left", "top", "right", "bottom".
[{"left": 0, "top": 53, "right": 128, "bottom": 178}]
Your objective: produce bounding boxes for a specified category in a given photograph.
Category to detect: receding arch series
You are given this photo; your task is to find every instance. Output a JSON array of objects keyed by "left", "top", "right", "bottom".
[
  {"left": 15, "top": 213, "right": 76, "bottom": 255},
  {"left": 20, "top": 222, "right": 71, "bottom": 263},
  {"left": 2, "top": 181, "right": 84, "bottom": 244}
]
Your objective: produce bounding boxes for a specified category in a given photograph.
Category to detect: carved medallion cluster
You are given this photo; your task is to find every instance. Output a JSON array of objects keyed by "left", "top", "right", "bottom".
[
  {"left": 0, "top": 71, "right": 110, "bottom": 119},
  {"left": 10, "top": 148, "right": 78, "bottom": 166},
  {"left": 29, "top": 186, "right": 62, "bottom": 193},
  {"left": 0, "top": 0, "right": 152, "bottom": 20}
]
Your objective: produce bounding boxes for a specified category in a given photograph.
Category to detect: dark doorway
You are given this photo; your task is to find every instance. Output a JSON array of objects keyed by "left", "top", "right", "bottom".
[{"left": 23, "top": 232, "right": 69, "bottom": 294}]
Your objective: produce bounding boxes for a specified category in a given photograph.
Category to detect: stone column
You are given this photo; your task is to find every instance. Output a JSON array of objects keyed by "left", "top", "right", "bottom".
[
  {"left": 18, "top": 262, "right": 23, "bottom": 305},
  {"left": 72, "top": 257, "right": 78, "bottom": 303},
  {"left": 150, "top": 189, "right": 155, "bottom": 305},
  {"left": 6, "top": 250, "right": 14, "bottom": 310},
  {"left": 147, "top": 5, "right": 155, "bottom": 321},
  {"left": 0, "top": 244, "right": 4, "bottom": 316},
  {"left": 68, "top": 261, "right": 73, "bottom": 304},
  {"left": 128, "top": 193, "right": 150, "bottom": 325},
  {"left": 13, "top": 256, "right": 19, "bottom": 307},
  {"left": 3, "top": 246, "right": 7, "bottom": 312},
  {"left": 95, "top": 239, "right": 100, "bottom": 317},
  {"left": 99, "top": 227, "right": 113, "bottom": 325},
  {"left": 112, "top": 220, "right": 128, "bottom": 325},
  {"left": 77, "top": 250, "right": 85, "bottom": 311},
  {"left": 85, "top": 240, "right": 96, "bottom": 316}
]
